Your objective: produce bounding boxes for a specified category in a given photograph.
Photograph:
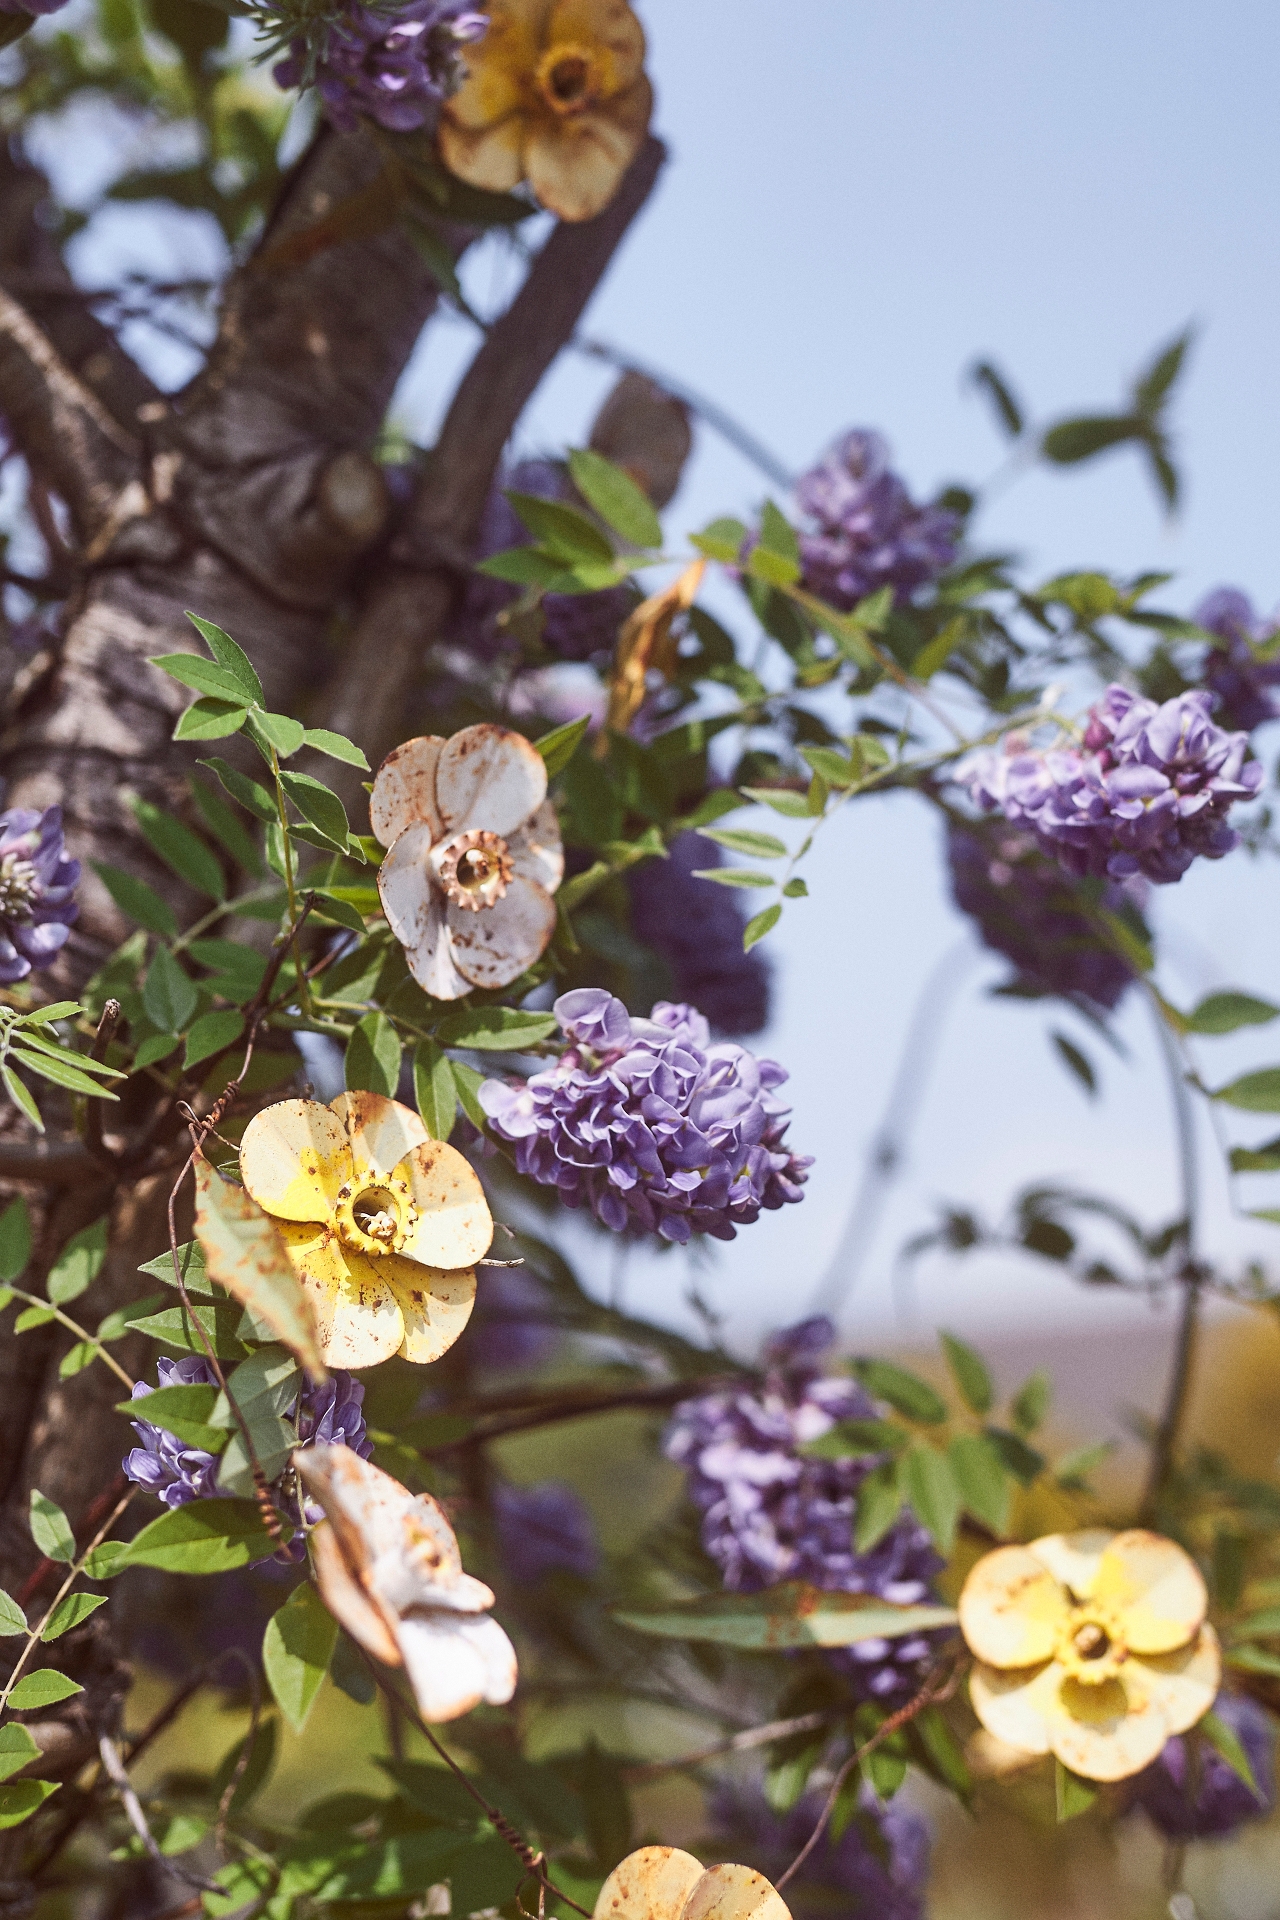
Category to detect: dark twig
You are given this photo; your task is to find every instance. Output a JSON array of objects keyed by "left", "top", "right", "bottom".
[{"left": 420, "top": 1374, "right": 746, "bottom": 1455}]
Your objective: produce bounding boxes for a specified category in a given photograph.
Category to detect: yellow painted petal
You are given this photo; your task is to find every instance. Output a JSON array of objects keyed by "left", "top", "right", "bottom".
[
  {"left": 968, "top": 1658, "right": 1059, "bottom": 1758},
  {"left": 332, "top": 1089, "right": 428, "bottom": 1184},
  {"left": 1048, "top": 1674, "right": 1171, "bottom": 1783},
  {"left": 958, "top": 1544, "right": 1071, "bottom": 1668},
  {"left": 306, "top": 1518, "right": 401, "bottom": 1667},
  {"left": 1028, "top": 1530, "right": 1113, "bottom": 1600},
  {"left": 546, "top": 0, "right": 645, "bottom": 88},
  {"left": 369, "top": 735, "right": 445, "bottom": 848},
  {"left": 593, "top": 1848, "right": 706, "bottom": 1920},
  {"left": 506, "top": 797, "right": 564, "bottom": 894},
  {"left": 446, "top": 874, "right": 557, "bottom": 989},
  {"left": 435, "top": 723, "right": 548, "bottom": 837},
  {"left": 523, "top": 78, "right": 652, "bottom": 222},
  {"left": 239, "top": 1099, "right": 351, "bottom": 1223},
  {"left": 681, "top": 1864, "right": 791, "bottom": 1920},
  {"left": 444, "top": 0, "right": 549, "bottom": 130},
  {"left": 437, "top": 109, "right": 529, "bottom": 192},
  {"left": 1126, "top": 1625, "right": 1221, "bottom": 1737},
  {"left": 276, "top": 1221, "right": 404, "bottom": 1368},
  {"left": 382, "top": 1255, "right": 477, "bottom": 1364},
  {"left": 1092, "top": 1529, "right": 1207, "bottom": 1653},
  {"left": 397, "top": 1140, "right": 493, "bottom": 1268}
]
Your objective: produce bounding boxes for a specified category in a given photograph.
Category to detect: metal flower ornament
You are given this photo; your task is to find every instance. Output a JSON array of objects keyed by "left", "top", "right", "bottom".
[
  {"left": 294, "top": 1445, "right": 518, "bottom": 1722},
  {"left": 239, "top": 1090, "right": 492, "bottom": 1367},
  {"left": 438, "top": 0, "right": 653, "bottom": 220},
  {"left": 959, "top": 1529, "right": 1221, "bottom": 1782},
  {"left": 373, "top": 723, "right": 564, "bottom": 998},
  {"left": 593, "top": 1847, "right": 791, "bottom": 1920}
]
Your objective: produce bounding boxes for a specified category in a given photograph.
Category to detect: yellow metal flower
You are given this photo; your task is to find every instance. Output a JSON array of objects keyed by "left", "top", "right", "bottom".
[
  {"left": 959, "top": 1528, "right": 1221, "bottom": 1782},
  {"left": 438, "top": 0, "right": 653, "bottom": 222},
  {"left": 239, "top": 1090, "right": 492, "bottom": 1370},
  {"left": 594, "top": 1847, "right": 791, "bottom": 1920}
]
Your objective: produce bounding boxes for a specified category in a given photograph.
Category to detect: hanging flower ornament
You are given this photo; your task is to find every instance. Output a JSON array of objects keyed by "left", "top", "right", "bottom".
[
  {"left": 239, "top": 1090, "right": 492, "bottom": 1369},
  {"left": 437, "top": 0, "right": 653, "bottom": 222},
  {"left": 959, "top": 1528, "right": 1221, "bottom": 1782},
  {"left": 294, "top": 1445, "right": 518, "bottom": 1723},
  {"left": 593, "top": 1847, "right": 791, "bottom": 1920},
  {"left": 372, "top": 723, "right": 563, "bottom": 999}
]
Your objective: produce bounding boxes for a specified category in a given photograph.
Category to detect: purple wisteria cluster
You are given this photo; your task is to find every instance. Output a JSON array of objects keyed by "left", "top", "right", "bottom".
[
  {"left": 628, "top": 832, "right": 771, "bottom": 1038},
  {"left": 492, "top": 1480, "right": 600, "bottom": 1586},
  {"left": 479, "top": 990, "right": 810, "bottom": 1245},
  {"left": 124, "top": 1356, "right": 372, "bottom": 1513},
  {"left": 273, "top": 0, "right": 485, "bottom": 135},
  {"left": 710, "top": 1782, "right": 930, "bottom": 1920},
  {"left": 0, "top": 805, "right": 80, "bottom": 985},
  {"left": 947, "top": 824, "right": 1140, "bottom": 1010},
  {"left": 959, "top": 684, "right": 1263, "bottom": 885},
  {"left": 1129, "top": 1690, "right": 1275, "bottom": 1839},
  {"left": 665, "top": 1319, "right": 944, "bottom": 1705},
  {"left": 1195, "top": 587, "right": 1280, "bottom": 733},
  {"left": 794, "top": 429, "right": 959, "bottom": 611}
]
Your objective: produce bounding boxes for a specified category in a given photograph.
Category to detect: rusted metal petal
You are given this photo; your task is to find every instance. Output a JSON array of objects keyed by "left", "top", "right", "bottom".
[
  {"left": 331, "top": 1089, "right": 429, "bottom": 1185},
  {"left": 381, "top": 1257, "right": 477, "bottom": 1365},
  {"left": 593, "top": 1847, "right": 706, "bottom": 1920},
  {"left": 239, "top": 1099, "right": 351, "bottom": 1224},
  {"left": 435, "top": 723, "right": 548, "bottom": 838},
  {"left": 446, "top": 873, "right": 557, "bottom": 989},
  {"left": 275, "top": 1221, "right": 405, "bottom": 1369},
  {"left": 506, "top": 797, "right": 565, "bottom": 894},
  {"left": 307, "top": 1517, "right": 401, "bottom": 1667},
  {"left": 681, "top": 1863, "right": 792, "bottom": 1920},
  {"left": 603, "top": 557, "right": 704, "bottom": 739},
  {"left": 370, "top": 735, "right": 446, "bottom": 848}
]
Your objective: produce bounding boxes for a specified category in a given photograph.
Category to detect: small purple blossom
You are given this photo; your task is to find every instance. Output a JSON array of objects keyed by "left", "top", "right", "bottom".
[
  {"left": 959, "top": 684, "right": 1263, "bottom": 885},
  {"left": 709, "top": 1782, "right": 930, "bottom": 1920},
  {"left": 794, "top": 429, "right": 958, "bottom": 611},
  {"left": 628, "top": 833, "right": 771, "bottom": 1038},
  {"left": 479, "top": 991, "right": 810, "bottom": 1245},
  {"left": 0, "top": 805, "right": 80, "bottom": 985},
  {"left": 467, "top": 1267, "right": 560, "bottom": 1375},
  {"left": 492, "top": 1480, "right": 599, "bottom": 1585},
  {"left": 947, "top": 824, "right": 1141, "bottom": 1010},
  {"left": 1194, "top": 587, "right": 1280, "bottom": 732},
  {"left": 665, "top": 1319, "right": 944, "bottom": 1706},
  {"left": 1129, "top": 1691, "right": 1275, "bottom": 1839},
  {"left": 273, "top": 1, "right": 486, "bottom": 135}
]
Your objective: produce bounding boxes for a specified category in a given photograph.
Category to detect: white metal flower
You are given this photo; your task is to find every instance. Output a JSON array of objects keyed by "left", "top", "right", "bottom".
[
  {"left": 294, "top": 1444, "right": 518, "bottom": 1723},
  {"left": 372, "top": 724, "right": 564, "bottom": 1000}
]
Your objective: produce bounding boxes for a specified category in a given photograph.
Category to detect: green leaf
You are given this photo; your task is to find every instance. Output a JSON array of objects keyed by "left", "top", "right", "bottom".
[
  {"left": 279, "top": 769, "right": 351, "bottom": 850},
  {"left": 0, "top": 1725, "right": 39, "bottom": 1778},
  {"left": 0, "top": 1197, "right": 31, "bottom": 1282},
  {"left": 143, "top": 946, "right": 198, "bottom": 1035},
  {"left": 120, "top": 1498, "right": 284, "bottom": 1574},
  {"left": 248, "top": 710, "right": 306, "bottom": 759},
  {"left": 567, "top": 448, "right": 663, "bottom": 550},
  {"left": 535, "top": 714, "right": 592, "bottom": 778},
  {"left": 1053, "top": 1440, "right": 1115, "bottom": 1488},
  {"left": 0, "top": 1590, "right": 26, "bottom": 1636},
  {"left": 1200, "top": 1709, "right": 1262, "bottom": 1798},
  {"left": 901, "top": 1444, "right": 960, "bottom": 1552},
  {"left": 1052, "top": 1031, "right": 1096, "bottom": 1095},
  {"left": 698, "top": 827, "right": 787, "bottom": 860},
  {"left": 194, "top": 1160, "right": 326, "bottom": 1377},
  {"left": 92, "top": 862, "right": 178, "bottom": 939},
  {"left": 948, "top": 1433, "right": 1012, "bottom": 1535},
  {"left": 970, "top": 360, "right": 1024, "bottom": 438},
  {"left": 985, "top": 1426, "right": 1046, "bottom": 1485},
  {"left": 854, "top": 1460, "right": 903, "bottom": 1551},
  {"left": 185, "top": 613, "right": 264, "bottom": 704},
  {"left": 911, "top": 614, "right": 969, "bottom": 683},
  {"left": 1227, "top": 1644, "right": 1280, "bottom": 1677},
  {"left": 301, "top": 728, "right": 369, "bottom": 770},
  {"left": 345, "top": 1011, "right": 402, "bottom": 1096},
  {"left": 413, "top": 1040, "right": 457, "bottom": 1142},
  {"left": 7, "top": 1669, "right": 82, "bottom": 1709},
  {"left": 1228, "top": 1607, "right": 1280, "bottom": 1640},
  {"left": 10, "top": 1046, "right": 117, "bottom": 1102},
  {"left": 0, "top": 1781, "right": 59, "bottom": 1828},
  {"left": 1214, "top": 1068, "right": 1280, "bottom": 1112},
  {"left": 739, "top": 786, "right": 812, "bottom": 819},
  {"left": 47, "top": 1219, "right": 108, "bottom": 1306},
  {"left": 939, "top": 1331, "right": 992, "bottom": 1414},
  {"left": 2, "top": 1063, "right": 42, "bottom": 1132},
  {"left": 692, "top": 867, "right": 775, "bottom": 889},
  {"left": 1230, "top": 1143, "right": 1280, "bottom": 1173},
  {"left": 800, "top": 1418, "right": 908, "bottom": 1459},
  {"left": 129, "top": 1299, "right": 250, "bottom": 1362},
  {"left": 798, "top": 746, "right": 862, "bottom": 789},
  {"left": 173, "top": 697, "right": 249, "bottom": 741},
  {"left": 184, "top": 1010, "right": 246, "bottom": 1070},
  {"left": 150, "top": 653, "right": 257, "bottom": 704},
  {"left": 29, "top": 1490, "right": 75, "bottom": 1565},
  {"left": 476, "top": 546, "right": 576, "bottom": 589},
  {"left": 1184, "top": 991, "right": 1280, "bottom": 1036},
  {"left": 133, "top": 1034, "right": 179, "bottom": 1069},
  {"left": 758, "top": 500, "right": 800, "bottom": 566},
  {"left": 263, "top": 1582, "right": 338, "bottom": 1732},
  {"left": 210, "top": 1345, "right": 301, "bottom": 1495},
  {"left": 189, "top": 780, "right": 262, "bottom": 876},
  {"left": 1133, "top": 328, "right": 1193, "bottom": 420},
  {"left": 854, "top": 1358, "right": 947, "bottom": 1425},
  {"left": 690, "top": 516, "right": 748, "bottom": 563},
  {"left": 1041, "top": 415, "right": 1142, "bottom": 465},
  {"left": 41, "top": 1591, "right": 108, "bottom": 1641},
  {"left": 81, "top": 1540, "right": 129, "bottom": 1582},
  {"left": 1054, "top": 1759, "right": 1098, "bottom": 1823},
  {"left": 132, "top": 798, "right": 225, "bottom": 902},
  {"left": 743, "top": 904, "right": 782, "bottom": 951},
  {"left": 198, "top": 758, "right": 278, "bottom": 824},
  {"left": 1011, "top": 1369, "right": 1052, "bottom": 1435},
  {"left": 747, "top": 545, "right": 801, "bottom": 589},
  {"left": 451, "top": 1061, "right": 489, "bottom": 1133},
  {"left": 615, "top": 1581, "right": 956, "bottom": 1650},
  {"left": 506, "top": 491, "right": 616, "bottom": 565},
  {"left": 113, "top": 1382, "right": 225, "bottom": 1451},
  {"left": 435, "top": 1008, "right": 557, "bottom": 1052}
]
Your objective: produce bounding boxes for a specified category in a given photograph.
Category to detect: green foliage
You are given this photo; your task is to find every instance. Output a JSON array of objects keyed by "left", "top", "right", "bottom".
[{"left": 263, "top": 1583, "right": 339, "bottom": 1732}]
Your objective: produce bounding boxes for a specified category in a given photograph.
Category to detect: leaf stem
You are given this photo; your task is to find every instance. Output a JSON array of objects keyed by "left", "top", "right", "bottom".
[{"left": 4, "top": 1288, "right": 136, "bottom": 1391}]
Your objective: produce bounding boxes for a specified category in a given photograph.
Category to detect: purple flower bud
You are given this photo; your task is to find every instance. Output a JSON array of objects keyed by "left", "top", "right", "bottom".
[
  {"left": 0, "top": 805, "right": 80, "bottom": 986},
  {"left": 467, "top": 1266, "right": 560, "bottom": 1374},
  {"left": 492, "top": 1480, "right": 599, "bottom": 1585},
  {"left": 794, "top": 429, "right": 958, "bottom": 611},
  {"left": 628, "top": 833, "right": 771, "bottom": 1037},
  {"left": 709, "top": 1780, "right": 930, "bottom": 1920},
  {"left": 1129, "top": 1691, "right": 1275, "bottom": 1839},
  {"left": 273, "top": 0, "right": 487, "bottom": 135},
  {"left": 1194, "top": 587, "right": 1280, "bottom": 733},
  {"left": 480, "top": 996, "right": 810, "bottom": 1245}
]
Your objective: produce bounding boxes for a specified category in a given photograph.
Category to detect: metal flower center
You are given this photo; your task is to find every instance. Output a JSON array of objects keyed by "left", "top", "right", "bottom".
[
  {"left": 538, "top": 45, "right": 597, "bottom": 112},
  {"left": 432, "top": 829, "right": 513, "bottom": 913},
  {"left": 1056, "top": 1604, "right": 1127, "bottom": 1684},
  {"left": 0, "top": 852, "right": 39, "bottom": 920},
  {"left": 334, "top": 1175, "right": 416, "bottom": 1258}
]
